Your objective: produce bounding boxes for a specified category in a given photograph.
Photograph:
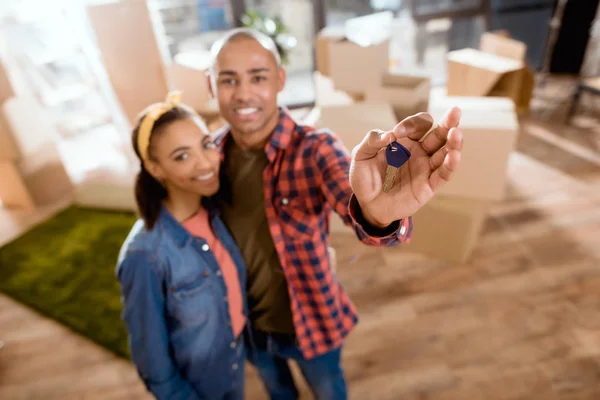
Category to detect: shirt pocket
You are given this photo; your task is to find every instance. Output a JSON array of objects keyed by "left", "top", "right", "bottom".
[
  {"left": 168, "top": 271, "right": 215, "bottom": 327},
  {"left": 273, "top": 193, "right": 319, "bottom": 242}
]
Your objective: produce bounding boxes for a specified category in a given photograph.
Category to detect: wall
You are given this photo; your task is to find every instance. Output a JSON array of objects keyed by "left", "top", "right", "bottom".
[{"left": 581, "top": 4, "right": 600, "bottom": 76}]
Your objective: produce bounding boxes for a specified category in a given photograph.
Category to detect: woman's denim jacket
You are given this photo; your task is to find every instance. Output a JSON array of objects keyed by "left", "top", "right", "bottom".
[{"left": 116, "top": 203, "right": 248, "bottom": 400}]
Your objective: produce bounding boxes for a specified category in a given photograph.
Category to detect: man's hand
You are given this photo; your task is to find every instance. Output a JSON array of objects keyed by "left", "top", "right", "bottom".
[{"left": 349, "top": 107, "right": 463, "bottom": 228}]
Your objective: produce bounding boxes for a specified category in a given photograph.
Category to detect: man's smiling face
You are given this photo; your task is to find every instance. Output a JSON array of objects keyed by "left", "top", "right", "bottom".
[{"left": 211, "top": 36, "right": 286, "bottom": 149}]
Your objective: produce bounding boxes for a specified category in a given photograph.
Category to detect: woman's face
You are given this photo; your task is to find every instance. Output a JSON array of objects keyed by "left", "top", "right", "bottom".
[{"left": 146, "top": 117, "right": 220, "bottom": 197}]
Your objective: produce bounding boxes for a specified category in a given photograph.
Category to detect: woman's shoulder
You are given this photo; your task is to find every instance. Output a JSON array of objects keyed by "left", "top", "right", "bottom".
[
  {"left": 120, "top": 219, "right": 155, "bottom": 251},
  {"left": 116, "top": 219, "right": 169, "bottom": 276}
]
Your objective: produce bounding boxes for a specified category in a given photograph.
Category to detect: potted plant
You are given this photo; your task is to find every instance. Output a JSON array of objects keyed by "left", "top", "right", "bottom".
[{"left": 240, "top": 9, "right": 297, "bottom": 65}]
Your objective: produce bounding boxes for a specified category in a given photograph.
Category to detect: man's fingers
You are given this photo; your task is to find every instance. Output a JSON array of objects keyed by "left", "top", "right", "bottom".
[
  {"left": 447, "top": 126, "right": 463, "bottom": 152},
  {"left": 429, "top": 127, "right": 463, "bottom": 190},
  {"left": 393, "top": 107, "right": 462, "bottom": 154},
  {"left": 428, "top": 145, "right": 448, "bottom": 172},
  {"left": 352, "top": 129, "right": 394, "bottom": 161},
  {"left": 420, "top": 107, "right": 461, "bottom": 154},
  {"left": 393, "top": 113, "right": 434, "bottom": 142},
  {"left": 429, "top": 150, "right": 460, "bottom": 191},
  {"left": 428, "top": 127, "right": 463, "bottom": 170}
]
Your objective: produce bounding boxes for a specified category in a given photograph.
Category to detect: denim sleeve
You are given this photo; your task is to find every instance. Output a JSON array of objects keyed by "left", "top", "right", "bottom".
[{"left": 117, "top": 251, "right": 201, "bottom": 400}]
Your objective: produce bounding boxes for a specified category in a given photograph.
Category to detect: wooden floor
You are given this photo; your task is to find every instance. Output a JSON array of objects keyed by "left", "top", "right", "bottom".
[{"left": 2, "top": 82, "right": 600, "bottom": 399}]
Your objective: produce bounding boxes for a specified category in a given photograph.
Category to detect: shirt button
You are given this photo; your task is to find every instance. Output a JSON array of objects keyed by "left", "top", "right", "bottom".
[
  {"left": 232, "top": 363, "right": 238, "bottom": 370},
  {"left": 281, "top": 198, "right": 289, "bottom": 205},
  {"left": 216, "top": 270, "right": 222, "bottom": 276},
  {"left": 201, "top": 244, "right": 210, "bottom": 251},
  {"left": 230, "top": 341, "right": 236, "bottom": 349}
]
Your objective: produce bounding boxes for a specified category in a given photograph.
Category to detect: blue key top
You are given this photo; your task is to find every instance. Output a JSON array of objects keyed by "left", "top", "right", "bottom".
[{"left": 386, "top": 142, "right": 411, "bottom": 168}]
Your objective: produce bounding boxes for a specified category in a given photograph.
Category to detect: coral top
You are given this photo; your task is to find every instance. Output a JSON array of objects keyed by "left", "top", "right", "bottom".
[{"left": 181, "top": 208, "right": 245, "bottom": 337}]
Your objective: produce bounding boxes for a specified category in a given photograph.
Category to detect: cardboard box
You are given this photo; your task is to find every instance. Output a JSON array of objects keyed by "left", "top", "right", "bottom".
[
  {"left": 316, "top": 12, "right": 392, "bottom": 96},
  {"left": 17, "top": 143, "right": 73, "bottom": 206},
  {"left": 447, "top": 49, "right": 524, "bottom": 103},
  {"left": 328, "top": 212, "right": 353, "bottom": 235},
  {"left": 206, "top": 114, "right": 228, "bottom": 132},
  {"left": 428, "top": 95, "right": 519, "bottom": 201},
  {"left": 0, "top": 114, "right": 19, "bottom": 161},
  {"left": 74, "top": 170, "right": 136, "bottom": 212},
  {"left": 307, "top": 102, "right": 398, "bottom": 234},
  {"left": 447, "top": 32, "right": 533, "bottom": 113},
  {"left": 313, "top": 71, "right": 358, "bottom": 107},
  {"left": 0, "top": 61, "right": 19, "bottom": 161},
  {"left": 365, "top": 72, "right": 431, "bottom": 122},
  {"left": 479, "top": 32, "right": 534, "bottom": 114},
  {"left": 328, "top": 192, "right": 491, "bottom": 263},
  {"left": 479, "top": 31, "right": 526, "bottom": 61},
  {"left": 309, "top": 102, "right": 398, "bottom": 151},
  {"left": 2, "top": 95, "right": 59, "bottom": 158},
  {"left": 87, "top": 0, "right": 169, "bottom": 125},
  {"left": 0, "top": 161, "right": 35, "bottom": 210},
  {"left": 0, "top": 61, "right": 15, "bottom": 105},
  {"left": 403, "top": 195, "right": 491, "bottom": 263}
]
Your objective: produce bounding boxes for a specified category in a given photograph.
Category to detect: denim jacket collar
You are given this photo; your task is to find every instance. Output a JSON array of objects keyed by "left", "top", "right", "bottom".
[{"left": 156, "top": 197, "right": 219, "bottom": 248}]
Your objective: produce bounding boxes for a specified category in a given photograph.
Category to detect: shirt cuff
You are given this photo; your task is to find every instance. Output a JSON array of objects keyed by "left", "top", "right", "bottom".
[{"left": 348, "top": 194, "right": 402, "bottom": 238}]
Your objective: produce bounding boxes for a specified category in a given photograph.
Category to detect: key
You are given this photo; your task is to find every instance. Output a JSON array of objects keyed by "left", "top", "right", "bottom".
[{"left": 383, "top": 142, "right": 411, "bottom": 193}]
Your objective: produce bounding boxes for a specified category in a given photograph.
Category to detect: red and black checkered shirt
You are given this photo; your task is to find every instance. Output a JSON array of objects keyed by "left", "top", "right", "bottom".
[{"left": 214, "top": 108, "right": 412, "bottom": 359}]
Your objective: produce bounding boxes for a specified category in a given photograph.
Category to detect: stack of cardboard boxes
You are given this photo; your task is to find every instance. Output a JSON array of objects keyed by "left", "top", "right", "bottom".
[
  {"left": 0, "top": 5, "right": 527, "bottom": 263},
  {"left": 311, "top": 14, "right": 528, "bottom": 263},
  {"left": 446, "top": 31, "right": 534, "bottom": 115},
  {"left": 86, "top": 0, "right": 171, "bottom": 128},
  {"left": 0, "top": 62, "right": 73, "bottom": 211},
  {"left": 314, "top": 12, "right": 431, "bottom": 122},
  {"left": 408, "top": 94, "right": 519, "bottom": 262},
  {"left": 86, "top": 0, "right": 225, "bottom": 132},
  {"left": 0, "top": 61, "right": 32, "bottom": 210}
]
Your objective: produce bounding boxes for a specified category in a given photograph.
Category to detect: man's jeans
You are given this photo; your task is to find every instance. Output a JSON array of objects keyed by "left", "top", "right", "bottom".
[{"left": 245, "top": 330, "right": 347, "bottom": 400}]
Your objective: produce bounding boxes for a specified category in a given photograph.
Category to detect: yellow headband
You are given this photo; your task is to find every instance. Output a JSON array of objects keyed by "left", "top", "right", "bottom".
[{"left": 137, "top": 91, "right": 183, "bottom": 161}]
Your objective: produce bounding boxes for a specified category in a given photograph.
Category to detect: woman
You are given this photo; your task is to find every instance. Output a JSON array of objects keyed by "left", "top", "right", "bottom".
[{"left": 116, "top": 91, "right": 247, "bottom": 400}]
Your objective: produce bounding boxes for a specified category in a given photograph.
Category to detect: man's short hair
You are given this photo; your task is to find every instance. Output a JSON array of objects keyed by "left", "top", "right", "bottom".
[{"left": 209, "top": 27, "right": 282, "bottom": 74}]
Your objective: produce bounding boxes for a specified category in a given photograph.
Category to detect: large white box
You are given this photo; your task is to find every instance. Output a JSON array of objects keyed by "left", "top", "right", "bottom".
[{"left": 428, "top": 95, "right": 519, "bottom": 201}]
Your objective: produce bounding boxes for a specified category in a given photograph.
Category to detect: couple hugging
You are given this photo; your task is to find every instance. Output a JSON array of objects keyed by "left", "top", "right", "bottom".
[{"left": 116, "top": 27, "right": 463, "bottom": 400}]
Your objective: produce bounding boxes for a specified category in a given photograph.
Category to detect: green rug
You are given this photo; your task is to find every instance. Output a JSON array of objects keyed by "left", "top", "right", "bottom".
[{"left": 0, "top": 206, "right": 138, "bottom": 359}]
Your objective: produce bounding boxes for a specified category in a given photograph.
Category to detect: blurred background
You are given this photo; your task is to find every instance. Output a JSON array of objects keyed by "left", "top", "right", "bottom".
[
  {"left": 0, "top": 0, "right": 600, "bottom": 399},
  {"left": 0, "top": 0, "right": 598, "bottom": 188}
]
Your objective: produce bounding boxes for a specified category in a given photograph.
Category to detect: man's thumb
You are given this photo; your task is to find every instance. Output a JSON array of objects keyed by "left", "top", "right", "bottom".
[{"left": 352, "top": 129, "right": 392, "bottom": 161}]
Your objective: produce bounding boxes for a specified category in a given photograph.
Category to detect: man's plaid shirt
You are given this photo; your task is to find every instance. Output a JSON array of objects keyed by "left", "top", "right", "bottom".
[{"left": 215, "top": 108, "right": 412, "bottom": 359}]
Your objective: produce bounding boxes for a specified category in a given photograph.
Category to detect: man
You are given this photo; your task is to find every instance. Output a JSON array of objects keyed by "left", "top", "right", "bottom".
[{"left": 207, "top": 28, "right": 462, "bottom": 399}]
